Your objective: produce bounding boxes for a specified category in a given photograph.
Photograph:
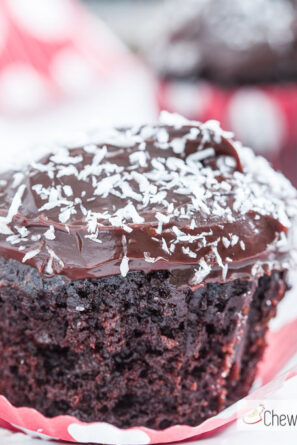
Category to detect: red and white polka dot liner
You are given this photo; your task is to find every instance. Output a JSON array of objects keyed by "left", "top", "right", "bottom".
[{"left": 158, "top": 80, "right": 297, "bottom": 185}]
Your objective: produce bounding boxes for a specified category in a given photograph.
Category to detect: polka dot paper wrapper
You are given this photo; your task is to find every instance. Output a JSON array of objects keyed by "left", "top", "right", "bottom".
[
  {"left": 158, "top": 80, "right": 297, "bottom": 186},
  {"left": 0, "top": 307, "right": 296, "bottom": 443}
]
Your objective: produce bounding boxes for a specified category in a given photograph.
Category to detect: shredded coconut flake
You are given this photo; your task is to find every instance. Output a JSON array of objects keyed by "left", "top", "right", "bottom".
[
  {"left": 0, "top": 111, "right": 296, "bottom": 286},
  {"left": 22, "top": 248, "right": 41, "bottom": 263},
  {"left": 120, "top": 256, "right": 129, "bottom": 277},
  {"left": 6, "top": 184, "right": 26, "bottom": 223},
  {"left": 44, "top": 225, "right": 55, "bottom": 240},
  {"left": 144, "top": 252, "right": 165, "bottom": 263}
]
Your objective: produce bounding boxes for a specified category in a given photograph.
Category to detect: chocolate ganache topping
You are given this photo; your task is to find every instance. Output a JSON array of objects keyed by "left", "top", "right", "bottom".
[
  {"left": 0, "top": 112, "right": 296, "bottom": 287},
  {"left": 150, "top": 0, "right": 297, "bottom": 84}
]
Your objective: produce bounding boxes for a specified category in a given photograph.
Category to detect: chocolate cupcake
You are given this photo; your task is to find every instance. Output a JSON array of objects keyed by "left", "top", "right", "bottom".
[
  {"left": 0, "top": 112, "right": 296, "bottom": 429},
  {"left": 151, "top": 0, "right": 297, "bottom": 84},
  {"left": 149, "top": 0, "right": 297, "bottom": 185}
]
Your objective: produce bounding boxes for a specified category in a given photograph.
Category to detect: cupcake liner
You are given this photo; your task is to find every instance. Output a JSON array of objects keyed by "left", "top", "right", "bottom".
[
  {"left": 158, "top": 80, "right": 297, "bottom": 185},
  {"left": 0, "top": 309, "right": 296, "bottom": 444}
]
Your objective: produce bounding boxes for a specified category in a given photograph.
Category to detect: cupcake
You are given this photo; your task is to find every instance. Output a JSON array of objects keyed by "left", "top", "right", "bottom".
[
  {"left": 0, "top": 112, "right": 296, "bottom": 430},
  {"left": 149, "top": 0, "right": 297, "bottom": 185}
]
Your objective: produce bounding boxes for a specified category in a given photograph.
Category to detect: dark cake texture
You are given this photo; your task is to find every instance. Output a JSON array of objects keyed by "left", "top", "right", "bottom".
[
  {"left": 0, "top": 259, "right": 288, "bottom": 429},
  {"left": 0, "top": 112, "right": 296, "bottom": 429}
]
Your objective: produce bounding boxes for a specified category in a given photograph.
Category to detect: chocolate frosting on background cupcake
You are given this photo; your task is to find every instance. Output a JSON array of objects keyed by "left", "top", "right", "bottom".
[{"left": 150, "top": 0, "right": 297, "bottom": 84}]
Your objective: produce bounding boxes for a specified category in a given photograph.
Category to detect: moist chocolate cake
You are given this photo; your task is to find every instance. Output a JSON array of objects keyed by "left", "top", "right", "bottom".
[
  {"left": 150, "top": 0, "right": 297, "bottom": 85},
  {"left": 0, "top": 112, "right": 296, "bottom": 429}
]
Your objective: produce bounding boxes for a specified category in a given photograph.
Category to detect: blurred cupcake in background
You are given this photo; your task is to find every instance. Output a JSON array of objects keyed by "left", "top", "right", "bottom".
[{"left": 149, "top": 0, "right": 297, "bottom": 184}]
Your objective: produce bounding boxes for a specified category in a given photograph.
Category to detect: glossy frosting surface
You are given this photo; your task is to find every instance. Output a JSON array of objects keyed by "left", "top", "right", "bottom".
[{"left": 0, "top": 112, "right": 296, "bottom": 286}]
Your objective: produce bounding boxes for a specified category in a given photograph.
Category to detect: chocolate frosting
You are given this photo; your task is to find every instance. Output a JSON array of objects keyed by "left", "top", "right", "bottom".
[
  {"left": 150, "top": 0, "right": 297, "bottom": 84},
  {"left": 0, "top": 112, "right": 296, "bottom": 287}
]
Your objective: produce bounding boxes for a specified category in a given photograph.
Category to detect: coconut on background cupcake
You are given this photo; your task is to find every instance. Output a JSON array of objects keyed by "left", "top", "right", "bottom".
[{"left": 149, "top": 0, "right": 297, "bottom": 185}]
